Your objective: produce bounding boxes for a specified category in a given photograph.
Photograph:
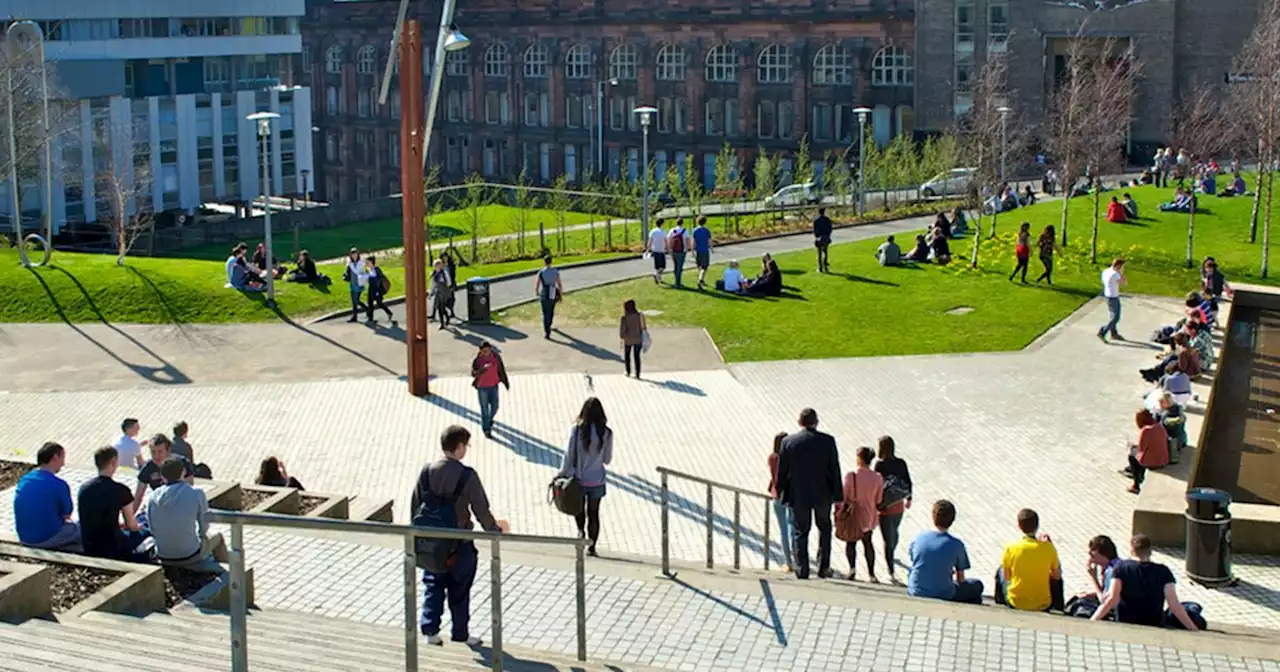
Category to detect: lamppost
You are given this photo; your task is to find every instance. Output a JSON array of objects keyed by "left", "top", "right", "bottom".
[
  {"left": 634, "top": 106, "right": 656, "bottom": 231},
  {"left": 853, "top": 106, "right": 872, "bottom": 216},
  {"left": 3, "top": 21, "right": 52, "bottom": 257},
  {"left": 247, "top": 111, "right": 281, "bottom": 305},
  {"left": 595, "top": 78, "right": 618, "bottom": 178},
  {"left": 997, "top": 106, "right": 1011, "bottom": 182}
]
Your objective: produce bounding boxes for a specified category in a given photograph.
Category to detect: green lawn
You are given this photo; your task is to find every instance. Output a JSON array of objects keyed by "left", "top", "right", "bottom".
[
  {"left": 0, "top": 249, "right": 624, "bottom": 324},
  {"left": 174, "top": 205, "right": 607, "bottom": 261},
  {"left": 503, "top": 183, "right": 1280, "bottom": 362}
]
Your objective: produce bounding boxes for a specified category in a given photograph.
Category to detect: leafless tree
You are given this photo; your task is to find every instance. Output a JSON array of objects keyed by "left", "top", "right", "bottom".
[
  {"left": 1080, "top": 39, "right": 1140, "bottom": 264},
  {"left": 957, "top": 53, "right": 1023, "bottom": 267},
  {"left": 1170, "top": 83, "right": 1238, "bottom": 267},
  {"left": 1228, "top": 0, "right": 1280, "bottom": 276},
  {"left": 1045, "top": 34, "right": 1096, "bottom": 248},
  {"left": 94, "top": 120, "right": 155, "bottom": 265}
]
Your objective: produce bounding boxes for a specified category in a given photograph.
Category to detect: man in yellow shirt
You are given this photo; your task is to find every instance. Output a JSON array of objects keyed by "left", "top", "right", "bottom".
[{"left": 996, "top": 508, "right": 1063, "bottom": 611}]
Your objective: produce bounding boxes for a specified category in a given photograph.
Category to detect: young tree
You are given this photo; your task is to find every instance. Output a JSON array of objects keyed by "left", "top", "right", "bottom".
[
  {"left": 683, "top": 153, "right": 705, "bottom": 218},
  {"left": 713, "top": 142, "right": 737, "bottom": 233},
  {"left": 423, "top": 164, "right": 442, "bottom": 259},
  {"left": 99, "top": 158, "right": 155, "bottom": 266},
  {"left": 752, "top": 148, "right": 776, "bottom": 204},
  {"left": 958, "top": 53, "right": 1015, "bottom": 266},
  {"left": 1046, "top": 34, "right": 1096, "bottom": 248},
  {"left": 1080, "top": 40, "right": 1140, "bottom": 264},
  {"left": 824, "top": 151, "right": 853, "bottom": 215},
  {"left": 460, "top": 173, "right": 489, "bottom": 262},
  {"left": 1170, "top": 83, "right": 1236, "bottom": 267},
  {"left": 918, "top": 134, "right": 960, "bottom": 193},
  {"left": 0, "top": 35, "right": 72, "bottom": 244},
  {"left": 1229, "top": 0, "right": 1280, "bottom": 276},
  {"left": 546, "top": 174, "right": 572, "bottom": 254},
  {"left": 511, "top": 167, "right": 533, "bottom": 255}
]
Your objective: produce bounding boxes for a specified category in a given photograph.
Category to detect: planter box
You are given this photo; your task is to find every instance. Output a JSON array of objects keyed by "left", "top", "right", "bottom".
[
  {"left": 0, "top": 542, "right": 165, "bottom": 619},
  {"left": 348, "top": 497, "right": 394, "bottom": 523},
  {"left": 299, "top": 493, "right": 350, "bottom": 520},
  {"left": 0, "top": 561, "right": 50, "bottom": 623}
]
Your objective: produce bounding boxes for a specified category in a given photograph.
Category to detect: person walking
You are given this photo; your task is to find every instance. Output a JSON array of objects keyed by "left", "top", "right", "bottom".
[
  {"left": 413, "top": 426, "right": 509, "bottom": 647},
  {"left": 692, "top": 216, "right": 713, "bottom": 289},
  {"left": 874, "top": 436, "right": 912, "bottom": 583},
  {"left": 1098, "top": 258, "right": 1127, "bottom": 343},
  {"left": 365, "top": 256, "right": 395, "bottom": 324},
  {"left": 470, "top": 342, "right": 509, "bottom": 439},
  {"left": 442, "top": 248, "right": 460, "bottom": 320},
  {"left": 343, "top": 247, "right": 369, "bottom": 323},
  {"left": 534, "top": 255, "right": 563, "bottom": 339},
  {"left": 667, "top": 218, "right": 690, "bottom": 288},
  {"left": 812, "top": 208, "right": 833, "bottom": 273},
  {"left": 842, "top": 447, "right": 884, "bottom": 582},
  {"left": 767, "top": 432, "right": 794, "bottom": 570},
  {"left": 776, "top": 408, "right": 843, "bottom": 579},
  {"left": 429, "top": 259, "right": 452, "bottom": 330},
  {"left": 619, "top": 299, "right": 647, "bottom": 379},
  {"left": 1009, "top": 222, "right": 1031, "bottom": 283},
  {"left": 557, "top": 397, "right": 613, "bottom": 556},
  {"left": 1033, "top": 225, "right": 1061, "bottom": 286},
  {"left": 646, "top": 219, "right": 668, "bottom": 284}
]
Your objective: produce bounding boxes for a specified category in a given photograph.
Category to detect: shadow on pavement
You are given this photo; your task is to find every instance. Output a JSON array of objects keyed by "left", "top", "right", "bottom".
[
  {"left": 550, "top": 329, "right": 623, "bottom": 363},
  {"left": 267, "top": 305, "right": 399, "bottom": 377}
]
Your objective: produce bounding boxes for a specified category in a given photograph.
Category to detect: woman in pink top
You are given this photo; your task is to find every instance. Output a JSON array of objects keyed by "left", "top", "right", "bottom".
[{"left": 842, "top": 447, "right": 885, "bottom": 582}]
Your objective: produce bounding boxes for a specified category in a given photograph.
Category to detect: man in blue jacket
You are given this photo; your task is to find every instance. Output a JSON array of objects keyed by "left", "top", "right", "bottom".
[{"left": 15, "top": 442, "right": 81, "bottom": 552}]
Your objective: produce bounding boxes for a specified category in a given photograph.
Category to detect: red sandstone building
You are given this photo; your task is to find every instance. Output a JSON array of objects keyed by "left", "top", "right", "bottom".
[{"left": 299, "top": 0, "right": 917, "bottom": 202}]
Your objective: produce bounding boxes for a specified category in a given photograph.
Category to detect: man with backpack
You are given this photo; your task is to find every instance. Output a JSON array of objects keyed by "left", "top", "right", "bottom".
[
  {"left": 412, "top": 426, "right": 508, "bottom": 647},
  {"left": 365, "top": 256, "right": 394, "bottom": 324},
  {"left": 667, "top": 218, "right": 691, "bottom": 288},
  {"left": 1091, "top": 533, "right": 1201, "bottom": 630}
]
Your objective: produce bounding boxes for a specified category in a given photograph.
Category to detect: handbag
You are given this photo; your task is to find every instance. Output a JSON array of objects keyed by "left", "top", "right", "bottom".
[
  {"left": 834, "top": 472, "right": 865, "bottom": 542},
  {"left": 549, "top": 431, "right": 584, "bottom": 516},
  {"left": 878, "top": 473, "right": 911, "bottom": 511}
]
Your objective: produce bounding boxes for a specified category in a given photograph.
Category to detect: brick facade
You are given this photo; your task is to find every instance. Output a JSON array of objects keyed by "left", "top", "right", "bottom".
[
  {"left": 300, "top": 0, "right": 915, "bottom": 202},
  {"left": 914, "top": 0, "right": 1259, "bottom": 160}
]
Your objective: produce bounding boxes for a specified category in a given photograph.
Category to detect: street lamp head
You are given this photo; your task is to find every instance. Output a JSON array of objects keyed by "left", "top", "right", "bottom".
[
  {"left": 997, "top": 106, "right": 1012, "bottom": 115},
  {"left": 4, "top": 20, "right": 44, "bottom": 55},
  {"left": 247, "top": 111, "right": 281, "bottom": 137},
  {"left": 853, "top": 106, "right": 872, "bottom": 123},
  {"left": 609, "top": 78, "right": 619, "bottom": 86},
  {"left": 633, "top": 105, "right": 657, "bottom": 127},
  {"left": 443, "top": 26, "right": 470, "bottom": 52}
]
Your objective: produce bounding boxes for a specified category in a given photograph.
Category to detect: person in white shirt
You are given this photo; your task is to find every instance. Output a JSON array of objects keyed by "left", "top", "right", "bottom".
[
  {"left": 1098, "top": 258, "right": 1127, "bottom": 343},
  {"left": 344, "top": 247, "right": 370, "bottom": 323},
  {"left": 113, "top": 418, "right": 148, "bottom": 470},
  {"left": 646, "top": 220, "right": 668, "bottom": 284},
  {"left": 720, "top": 260, "right": 745, "bottom": 293}
]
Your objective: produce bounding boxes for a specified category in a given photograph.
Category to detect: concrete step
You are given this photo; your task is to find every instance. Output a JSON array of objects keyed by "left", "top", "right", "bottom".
[
  {"left": 0, "top": 621, "right": 178, "bottom": 672},
  {"left": 18, "top": 617, "right": 230, "bottom": 672},
  {"left": 153, "top": 608, "right": 409, "bottom": 665}
]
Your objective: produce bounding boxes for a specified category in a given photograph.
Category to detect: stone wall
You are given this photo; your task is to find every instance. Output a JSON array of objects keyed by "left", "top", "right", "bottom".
[{"left": 148, "top": 197, "right": 401, "bottom": 254}]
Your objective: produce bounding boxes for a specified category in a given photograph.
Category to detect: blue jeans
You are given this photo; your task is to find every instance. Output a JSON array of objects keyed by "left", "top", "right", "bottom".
[
  {"left": 949, "top": 578, "right": 985, "bottom": 604},
  {"left": 1099, "top": 296, "right": 1122, "bottom": 337},
  {"left": 539, "top": 297, "right": 556, "bottom": 337},
  {"left": 477, "top": 386, "right": 500, "bottom": 433},
  {"left": 671, "top": 252, "right": 687, "bottom": 286},
  {"left": 421, "top": 542, "right": 478, "bottom": 639},
  {"left": 771, "top": 499, "right": 794, "bottom": 568}
]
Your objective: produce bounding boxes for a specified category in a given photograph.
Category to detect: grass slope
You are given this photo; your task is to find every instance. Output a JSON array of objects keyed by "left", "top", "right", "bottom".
[{"left": 503, "top": 184, "right": 1280, "bottom": 362}]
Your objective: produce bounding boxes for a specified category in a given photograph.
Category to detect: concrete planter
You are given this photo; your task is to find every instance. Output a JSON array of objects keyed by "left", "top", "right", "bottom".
[
  {"left": 0, "top": 561, "right": 50, "bottom": 623},
  {"left": 0, "top": 542, "right": 165, "bottom": 620}
]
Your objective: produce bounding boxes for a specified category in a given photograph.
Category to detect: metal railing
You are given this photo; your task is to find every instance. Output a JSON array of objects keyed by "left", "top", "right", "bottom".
[
  {"left": 210, "top": 511, "right": 588, "bottom": 672},
  {"left": 656, "top": 467, "right": 775, "bottom": 576}
]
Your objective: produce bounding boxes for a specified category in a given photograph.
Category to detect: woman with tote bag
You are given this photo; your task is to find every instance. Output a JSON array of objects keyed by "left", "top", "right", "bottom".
[
  {"left": 556, "top": 397, "right": 614, "bottom": 556},
  {"left": 619, "top": 299, "right": 648, "bottom": 379}
]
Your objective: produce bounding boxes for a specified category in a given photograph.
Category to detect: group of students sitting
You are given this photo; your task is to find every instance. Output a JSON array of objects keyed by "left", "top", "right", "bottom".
[
  {"left": 1105, "top": 194, "right": 1141, "bottom": 223},
  {"left": 12, "top": 418, "right": 305, "bottom": 575},
  {"left": 717, "top": 253, "right": 783, "bottom": 296},
  {"left": 224, "top": 240, "right": 329, "bottom": 291},
  {"left": 984, "top": 183, "right": 1036, "bottom": 214}
]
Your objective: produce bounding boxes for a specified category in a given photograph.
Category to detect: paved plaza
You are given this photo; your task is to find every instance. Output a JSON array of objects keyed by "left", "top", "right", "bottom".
[{"left": 2, "top": 294, "right": 1279, "bottom": 642}]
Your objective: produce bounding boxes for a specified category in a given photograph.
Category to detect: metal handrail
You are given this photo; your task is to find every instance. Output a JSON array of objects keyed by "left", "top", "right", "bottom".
[
  {"left": 210, "top": 510, "right": 588, "bottom": 672},
  {"left": 655, "top": 467, "right": 774, "bottom": 576}
]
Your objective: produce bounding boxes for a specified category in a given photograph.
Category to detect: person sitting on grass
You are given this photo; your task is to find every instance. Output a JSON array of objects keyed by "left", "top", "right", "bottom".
[
  {"left": 256, "top": 456, "right": 304, "bottom": 490},
  {"left": 1120, "top": 193, "right": 1139, "bottom": 219},
  {"left": 1198, "top": 172, "right": 1216, "bottom": 196},
  {"left": 1159, "top": 187, "right": 1194, "bottom": 213},
  {"left": 253, "top": 243, "right": 288, "bottom": 279},
  {"left": 1220, "top": 173, "right": 1248, "bottom": 197},
  {"left": 230, "top": 250, "right": 267, "bottom": 292},
  {"left": 15, "top": 442, "right": 81, "bottom": 552},
  {"left": 146, "top": 457, "right": 223, "bottom": 573},
  {"left": 719, "top": 260, "right": 745, "bottom": 293},
  {"left": 1106, "top": 196, "right": 1128, "bottom": 224},
  {"left": 79, "top": 446, "right": 150, "bottom": 562},
  {"left": 903, "top": 234, "right": 930, "bottom": 263},
  {"left": 928, "top": 227, "right": 952, "bottom": 265},
  {"left": 288, "top": 250, "right": 321, "bottom": 283},
  {"left": 950, "top": 208, "right": 969, "bottom": 236},
  {"left": 224, "top": 243, "right": 245, "bottom": 286},
  {"left": 875, "top": 235, "right": 902, "bottom": 267},
  {"left": 1121, "top": 410, "right": 1168, "bottom": 495},
  {"left": 744, "top": 256, "right": 783, "bottom": 297},
  {"left": 933, "top": 213, "right": 952, "bottom": 239},
  {"left": 995, "top": 508, "right": 1063, "bottom": 612},
  {"left": 1022, "top": 185, "right": 1036, "bottom": 206},
  {"left": 1092, "top": 533, "right": 1200, "bottom": 630}
]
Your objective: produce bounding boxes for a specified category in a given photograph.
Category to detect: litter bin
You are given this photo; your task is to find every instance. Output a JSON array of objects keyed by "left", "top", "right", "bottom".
[
  {"left": 1185, "top": 487, "right": 1233, "bottom": 587},
  {"left": 467, "top": 277, "right": 491, "bottom": 324}
]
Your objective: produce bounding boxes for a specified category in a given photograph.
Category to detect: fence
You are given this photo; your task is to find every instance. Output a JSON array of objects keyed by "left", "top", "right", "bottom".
[
  {"left": 656, "top": 466, "right": 774, "bottom": 576},
  {"left": 211, "top": 510, "right": 588, "bottom": 672}
]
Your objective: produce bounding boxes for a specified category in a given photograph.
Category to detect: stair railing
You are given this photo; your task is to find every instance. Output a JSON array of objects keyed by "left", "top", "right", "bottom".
[
  {"left": 210, "top": 510, "right": 587, "bottom": 672},
  {"left": 655, "top": 466, "right": 776, "bottom": 576}
]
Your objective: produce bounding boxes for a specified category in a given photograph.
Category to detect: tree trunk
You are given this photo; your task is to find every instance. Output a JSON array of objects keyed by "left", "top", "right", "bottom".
[
  {"left": 989, "top": 206, "right": 1000, "bottom": 240},
  {"left": 590, "top": 220, "right": 596, "bottom": 250},
  {"left": 1090, "top": 188, "right": 1101, "bottom": 265},
  {"left": 605, "top": 217, "right": 612, "bottom": 248},
  {"left": 970, "top": 209, "right": 983, "bottom": 268},
  {"left": 469, "top": 219, "right": 478, "bottom": 263},
  {"left": 1060, "top": 186, "right": 1071, "bottom": 247},
  {"left": 1264, "top": 170, "right": 1275, "bottom": 279},
  {"left": 1185, "top": 201, "right": 1197, "bottom": 269},
  {"left": 1250, "top": 169, "right": 1263, "bottom": 244}
]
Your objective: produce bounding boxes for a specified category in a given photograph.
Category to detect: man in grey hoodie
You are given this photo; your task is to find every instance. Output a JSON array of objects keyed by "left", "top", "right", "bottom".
[{"left": 146, "top": 458, "right": 222, "bottom": 573}]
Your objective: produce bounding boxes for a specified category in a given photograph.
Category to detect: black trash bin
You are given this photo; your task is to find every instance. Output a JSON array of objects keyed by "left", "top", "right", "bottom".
[
  {"left": 467, "top": 277, "right": 491, "bottom": 324},
  {"left": 1185, "top": 487, "right": 1233, "bottom": 587}
]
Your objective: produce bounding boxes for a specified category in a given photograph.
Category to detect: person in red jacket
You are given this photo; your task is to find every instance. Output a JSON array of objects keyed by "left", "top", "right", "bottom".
[
  {"left": 1106, "top": 196, "right": 1128, "bottom": 223},
  {"left": 1124, "top": 410, "right": 1168, "bottom": 494}
]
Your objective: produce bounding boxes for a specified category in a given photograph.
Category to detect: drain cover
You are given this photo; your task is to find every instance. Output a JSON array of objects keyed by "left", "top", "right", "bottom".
[{"left": 945, "top": 306, "right": 975, "bottom": 315}]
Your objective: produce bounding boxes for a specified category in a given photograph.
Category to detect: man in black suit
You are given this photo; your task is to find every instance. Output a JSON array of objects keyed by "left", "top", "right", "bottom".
[{"left": 776, "top": 408, "right": 843, "bottom": 579}]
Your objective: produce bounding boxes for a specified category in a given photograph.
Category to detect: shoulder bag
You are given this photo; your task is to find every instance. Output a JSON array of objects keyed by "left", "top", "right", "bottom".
[
  {"left": 549, "top": 430, "right": 584, "bottom": 516},
  {"left": 834, "top": 472, "right": 865, "bottom": 542}
]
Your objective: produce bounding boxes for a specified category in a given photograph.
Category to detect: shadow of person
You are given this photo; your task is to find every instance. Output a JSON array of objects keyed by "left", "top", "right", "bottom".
[
  {"left": 550, "top": 329, "right": 624, "bottom": 363},
  {"left": 641, "top": 378, "right": 706, "bottom": 397}
]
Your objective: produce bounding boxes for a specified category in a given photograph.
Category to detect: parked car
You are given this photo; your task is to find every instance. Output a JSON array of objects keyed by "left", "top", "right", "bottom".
[
  {"left": 764, "top": 182, "right": 821, "bottom": 207},
  {"left": 921, "top": 168, "right": 976, "bottom": 197}
]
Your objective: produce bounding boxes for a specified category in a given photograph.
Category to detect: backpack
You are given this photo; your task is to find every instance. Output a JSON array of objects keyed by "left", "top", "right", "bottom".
[
  {"left": 412, "top": 467, "right": 473, "bottom": 573},
  {"left": 549, "top": 432, "right": 584, "bottom": 516},
  {"left": 878, "top": 473, "right": 911, "bottom": 511},
  {"left": 668, "top": 229, "right": 686, "bottom": 253},
  {"left": 1164, "top": 601, "right": 1207, "bottom": 630},
  {"left": 378, "top": 270, "right": 391, "bottom": 294}
]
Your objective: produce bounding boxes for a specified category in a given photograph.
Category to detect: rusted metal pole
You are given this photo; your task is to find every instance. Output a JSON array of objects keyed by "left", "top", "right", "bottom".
[{"left": 400, "top": 21, "right": 430, "bottom": 396}]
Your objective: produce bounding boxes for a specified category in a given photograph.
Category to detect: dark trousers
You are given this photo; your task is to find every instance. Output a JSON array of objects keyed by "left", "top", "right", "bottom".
[
  {"left": 1035, "top": 255, "right": 1054, "bottom": 284},
  {"left": 879, "top": 513, "right": 903, "bottom": 573},
  {"left": 1128, "top": 453, "right": 1147, "bottom": 488},
  {"left": 349, "top": 288, "right": 366, "bottom": 319},
  {"left": 1010, "top": 256, "right": 1029, "bottom": 282},
  {"left": 994, "top": 568, "right": 1065, "bottom": 611},
  {"left": 624, "top": 343, "right": 642, "bottom": 377},
  {"left": 420, "top": 542, "right": 478, "bottom": 639},
  {"left": 949, "top": 579, "right": 985, "bottom": 604},
  {"left": 574, "top": 494, "right": 603, "bottom": 543},
  {"left": 789, "top": 499, "right": 833, "bottom": 578},
  {"left": 540, "top": 298, "right": 556, "bottom": 337},
  {"left": 845, "top": 531, "right": 876, "bottom": 578},
  {"left": 367, "top": 290, "right": 392, "bottom": 320},
  {"left": 671, "top": 252, "right": 687, "bottom": 286},
  {"left": 816, "top": 243, "right": 830, "bottom": 271}
]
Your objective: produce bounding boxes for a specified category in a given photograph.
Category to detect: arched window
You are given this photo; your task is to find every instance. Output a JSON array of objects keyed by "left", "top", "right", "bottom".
[
  {"left": 756, "top": 44, "right": 792, "bottom": 84},
  {"left": 325, "top": 45, "right": 344, "bottom": 74},
  {"left": 656, "top": 43, "right": 686, "bottom": 81},
  {"left": 871, "top": 46, "right": 914, "bottom": 87},
  {"left": 484, "top": 43, "right": 510, "bottom": 77},
  {"left": 524, "top": 43, "right": 548, "bottom": 78},
  {"left": 565, "top": 43, "right": 592, "bottom": 79},
  {"left": 705, "top": 44, "right": 737, "bottom": 83},
  {"left": 610, "top": 43, "right": 638, "bottom": 80},
  {"left": 812, "top": 44, "right": 851, "bottom": 85},
  {"left": 445, "top": 50, "right": 469, "bottom": 76},
  {"left": 356, "top": 45, "right": 376, "bottom": 74}
]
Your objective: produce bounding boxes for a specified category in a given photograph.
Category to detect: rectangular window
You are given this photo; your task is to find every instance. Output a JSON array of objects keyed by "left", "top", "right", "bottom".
[
  {"left": 486, "top": 92, "right": 501, "bottom": 124},
  {"left": 483, "top": 140, "right": 498, "bottom": 177},
  {"left": 565, "top": 144, "right": 577, "bottom": 183},
  {"left": 812, "top": 103, "right": 832, "bottom": 141},
  {"left": 657, "top": 97, "right": 672, "bottom": 134},
  {"left": 956, "top": 0, "right": 975, "bottom": 51},
  {"left": 725, "top": 99, "right": 740, "bottom": 137},
  {"left": 758, "top": 101, "right": 775, "bottom": 139},
  {"left": 447, "top": 92, "right": 461, "bottom": 122},
  {"left": 626, "top": 96, "right": 638, "bottom": 132},
  {"left": 610, "top": 96, "right": 625, "bottom": 131},
  {"left": 778, "top": 101, "right": 795, "bottom": 140},
  {"left": 539, "top": 93, "right": 550, "bottom": 127},
  {"left": 358, "top": 89, "right": 371, "bottom": 117},
  {"left": 567, "top": 96, "right": 583, "bottom": 128},
  {"left": 539, "top": 142, "right": 551, "bottom": 181},
  {"left": 525, "top": 93, "right": 539, "bottom": 127},
  {"left": 705, "top": 99, "right": 723, "bottom": 136},
  {"left": 388, "top": 131, "right": 400, "bottom": 167},
  {"left": 675, "top": 99, "right": 688, "bottom": 135},
  {"left": 988, "top": 0, "right": 1010, "bottom": 50},
  {"left": 446, "top": 137, "right": 461, "bottom": 173}
]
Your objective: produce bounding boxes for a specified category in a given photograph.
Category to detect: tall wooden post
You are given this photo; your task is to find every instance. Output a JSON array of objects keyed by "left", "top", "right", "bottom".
[{"left": 400, "top": 21, "right": 430, "bottom": 396}]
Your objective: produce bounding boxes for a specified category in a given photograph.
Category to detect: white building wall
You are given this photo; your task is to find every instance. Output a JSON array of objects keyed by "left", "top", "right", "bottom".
[
  {"left": 79, "top": 101, "right": 96, "bottom": 223},
  {"left": 293, "top": 87, "right": 313, "bottom": 196},
  {"left": 236, "top": 90, "right": 259, "bottom": 203},
  {"left": 176, "top": 94, "right": 199, "bottom": 211},
  {"left": 211, "top": 92, "right": 226, "bottom": 198},
  {"left": 269, "top": 89, "right": 283, "bottom": 198},
  {"left": 147, "top": 96, "right": 162, "bottom": 212}
]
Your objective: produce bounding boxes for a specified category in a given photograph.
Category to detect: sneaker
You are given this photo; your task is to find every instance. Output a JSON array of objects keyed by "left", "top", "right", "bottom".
[
  {"left": 452, "top": 636, "right": 482, "bottom": 647},
  {"left": 1127, "top": 485, "right": 1141, "bottom": 494},
  {"left": 1097, "top": 332, "right": 1107, "bottom": 343},
  {"left": 426, "top": 634, "right": 444, "bottom": 646},
  {"left": 817, "top": 568, "right": 834, "bottom": 579},
  {"left": 347, "top": 317, "right": 358, "bottom": 323},
  {"left": 1112, "top": 333, "right": 1125, "bottom": 342}
]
